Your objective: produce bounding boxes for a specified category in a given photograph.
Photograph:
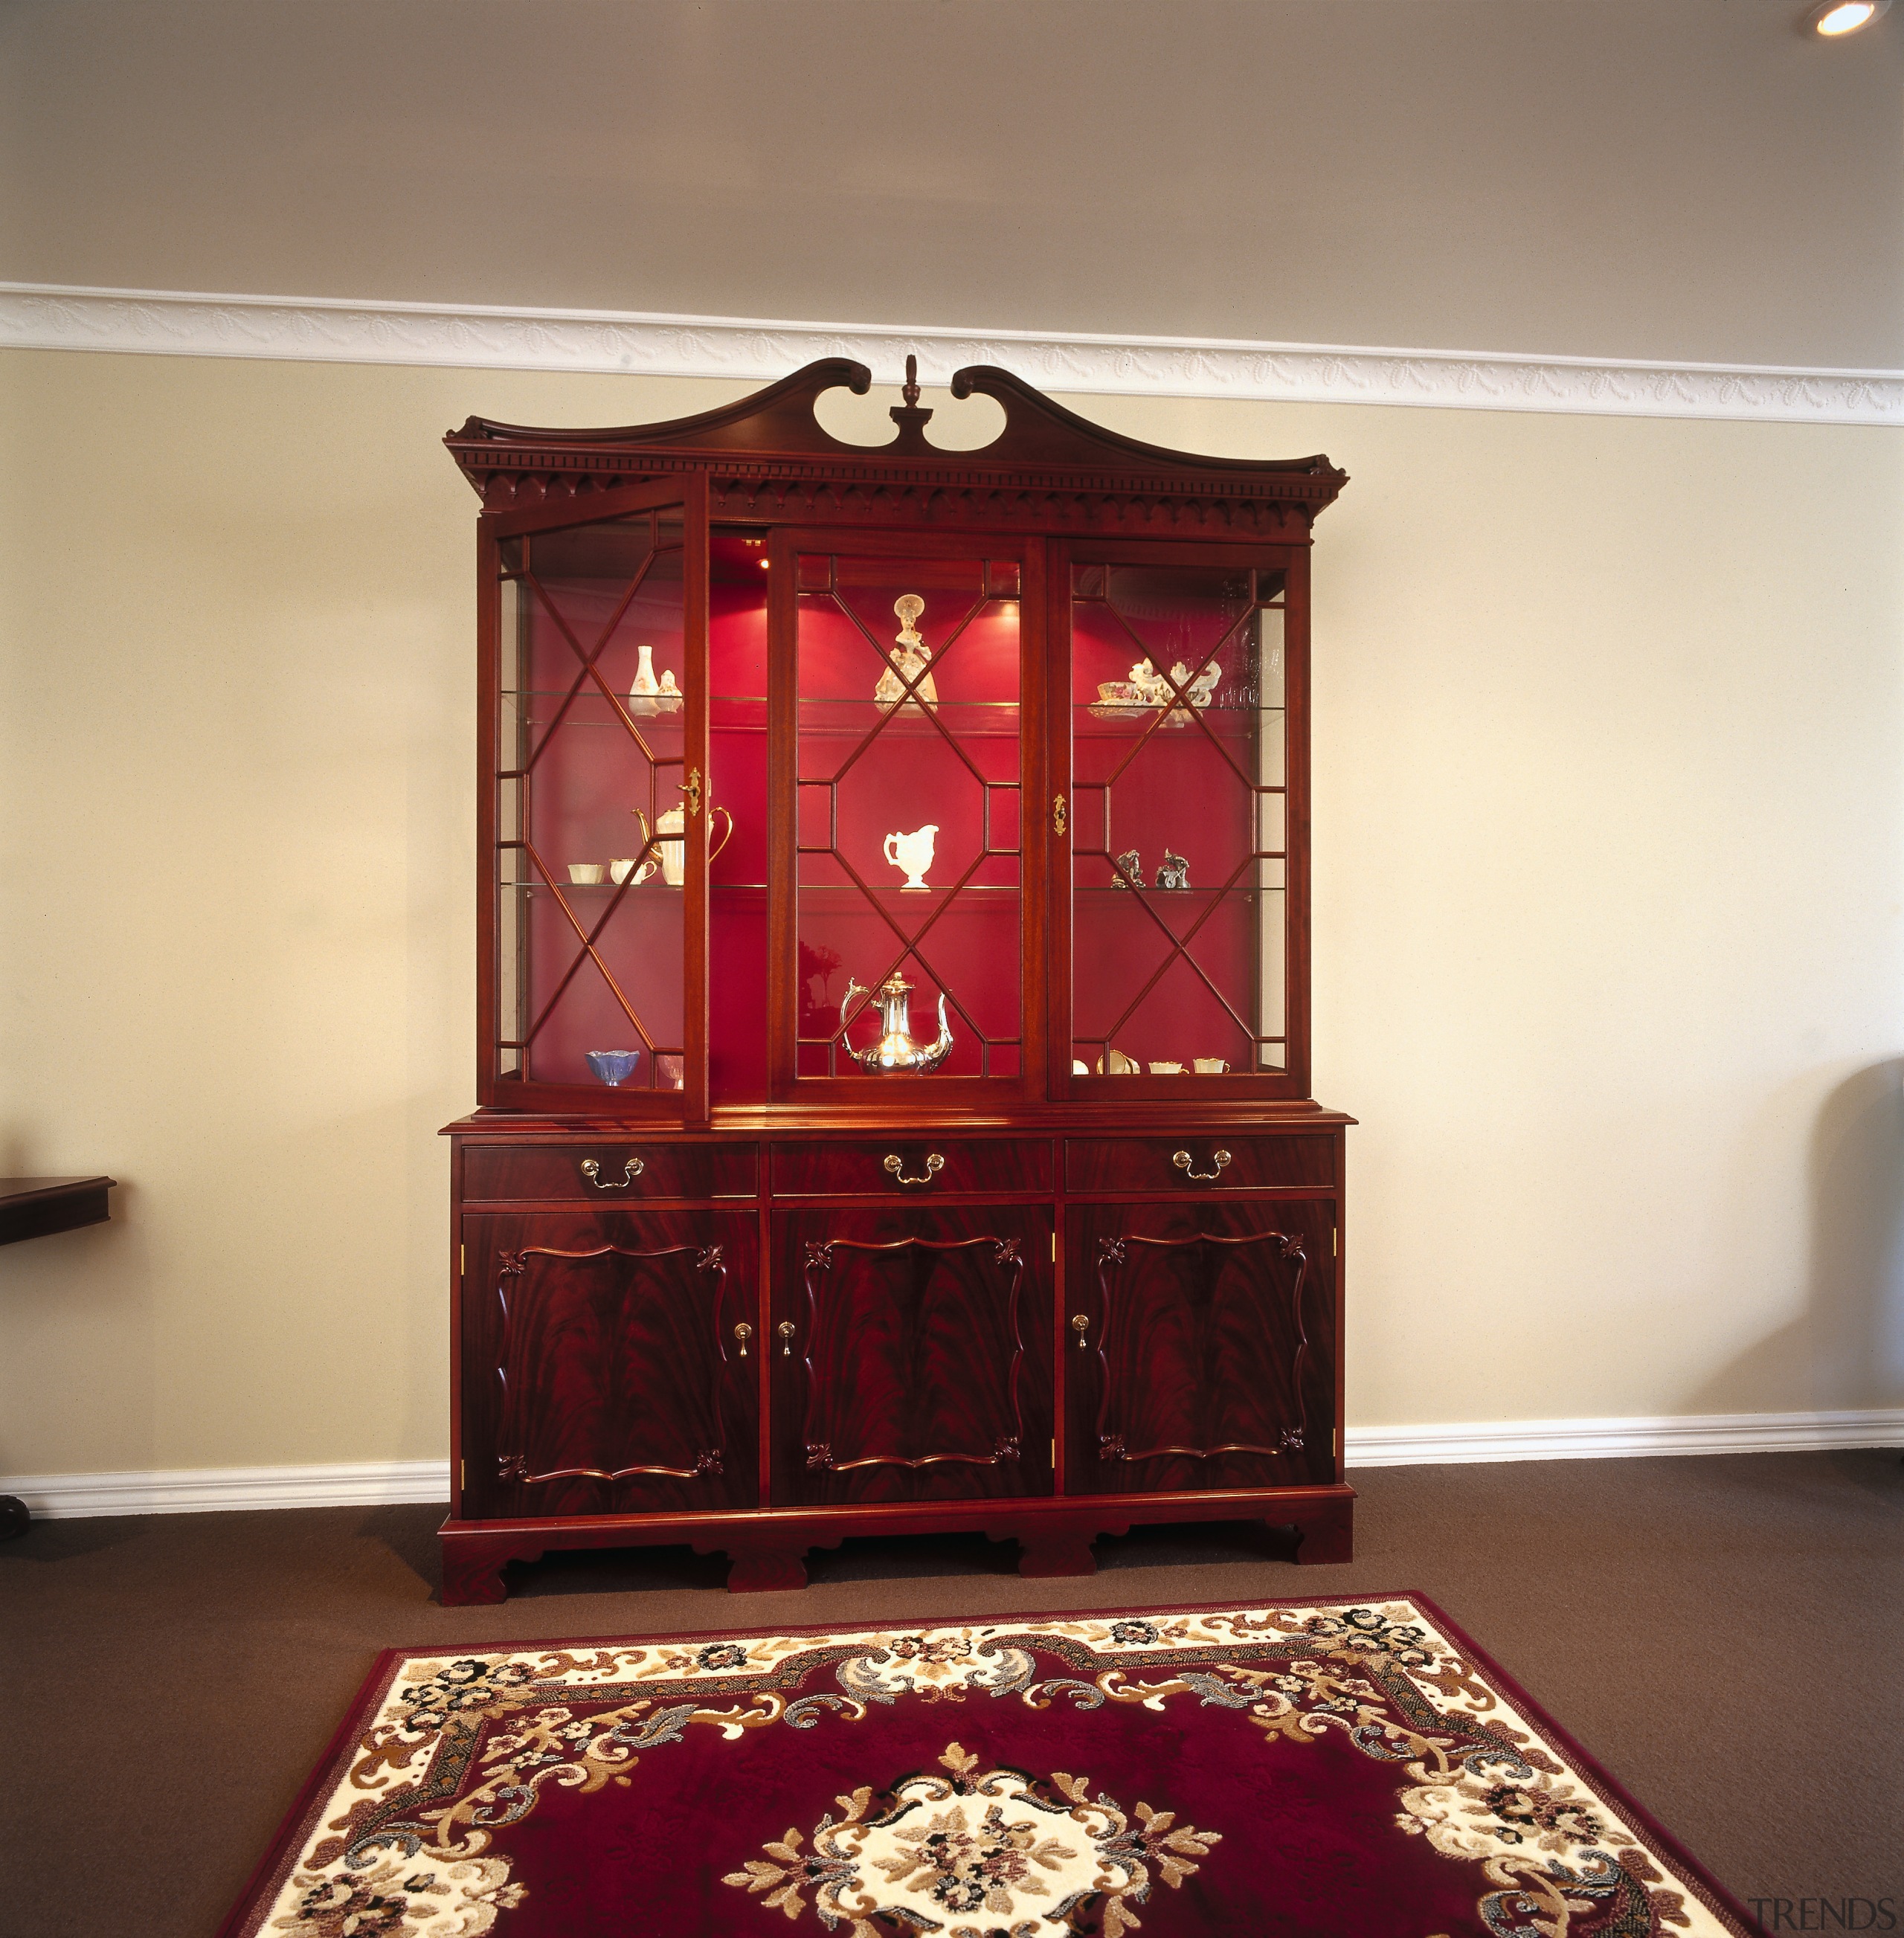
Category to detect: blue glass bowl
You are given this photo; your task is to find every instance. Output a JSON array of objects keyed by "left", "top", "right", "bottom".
[{"left": 585, "top": 1049, "right": 642, "bottom": 1086}]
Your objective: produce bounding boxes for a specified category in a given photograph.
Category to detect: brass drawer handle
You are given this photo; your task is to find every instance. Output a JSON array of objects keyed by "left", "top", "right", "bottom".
[
  {"left": 733, "top": 1323, "right": 752, "bottom": 1359},
  {"left": 1172, "top": 1147, "right": 1232, "bottom": 1182},
  {"left": 1072, "top": 1313, "right": 1090, "bottom": 1350},
  {"left": 777, "top": 1320, "right": 797, "bottom": 1358},
  {"left": 884, "top": 1151, "right": 945, "bottom": 1187},
  {"left": 581, "top": 1156, "right": 644, "bottom": 1189}
]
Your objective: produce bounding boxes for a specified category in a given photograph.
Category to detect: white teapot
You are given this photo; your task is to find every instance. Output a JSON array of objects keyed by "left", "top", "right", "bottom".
[{"left": 649, "top": 799, "right": 734, "bottom": 886}]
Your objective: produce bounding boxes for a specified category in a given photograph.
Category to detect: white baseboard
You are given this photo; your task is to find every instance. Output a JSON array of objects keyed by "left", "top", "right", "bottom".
[
  {"left": 2, "top": 1458, "right": 450, "bottom": 1519},
  {"left": 1345, "top": 1407, "right": 1904, "bottom": 1468},
  {"left": 5, "top": 1411, "right": 1899, "bottom": 1517}
]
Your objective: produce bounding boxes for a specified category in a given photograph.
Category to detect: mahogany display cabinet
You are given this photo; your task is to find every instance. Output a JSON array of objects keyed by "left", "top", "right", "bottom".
[{"left": 438, "top": 360, "right": 1354, "bottom": 1603}]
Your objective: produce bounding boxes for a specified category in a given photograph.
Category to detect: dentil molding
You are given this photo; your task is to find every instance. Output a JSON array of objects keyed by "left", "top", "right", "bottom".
[
  {"left": 7, "top": 1409, "right": 1898, "bottom": 1517},
  {"left": 2, "top": 282, "right": 1898, "bottom": 428}
]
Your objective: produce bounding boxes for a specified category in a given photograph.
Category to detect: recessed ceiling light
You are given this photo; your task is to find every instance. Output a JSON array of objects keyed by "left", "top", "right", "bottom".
[{"left": 1807, "top": 0, "right": 1889, "bottom": 33}]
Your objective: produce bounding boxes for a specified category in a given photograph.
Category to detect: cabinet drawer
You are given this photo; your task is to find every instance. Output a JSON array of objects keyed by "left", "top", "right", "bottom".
[
  {"left": 771, "top": 1139, "right": 1052, "bottom": 1197},
  {"left": 461, "top": 1143, "right": 758, "bottom": 1202},
  {"left": 1065, "top": 1135, "right": 1334, "bottom": 1193}
]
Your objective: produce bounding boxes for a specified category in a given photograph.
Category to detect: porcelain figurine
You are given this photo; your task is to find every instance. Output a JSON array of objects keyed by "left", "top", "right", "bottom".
[
  {"left": 875, "top": 593, "right": 938, "bottom": 706},
  {"left": 884, "top": 822, "right": 939, "bottom": 891},
  {"left": 839, "top": 970, "right": 953, "bottom": 1073},
  {"left": 1156, "top": 849, "right": 1190, "bottom": 889},
  {"left": 1112, "top": 848, "right": 1142, "bottom": 889},
  {"left": 1127, "top": 657, "right": 1171, "bottom": 706},
  {"left": 1170, "top": 659, "right": 1220, "bottom": 707}
]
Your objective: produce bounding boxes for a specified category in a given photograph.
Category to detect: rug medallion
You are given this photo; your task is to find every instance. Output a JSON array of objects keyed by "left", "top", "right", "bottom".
[{"left": 218, "top": 1593, "right": 1750, "bottom": 1937}]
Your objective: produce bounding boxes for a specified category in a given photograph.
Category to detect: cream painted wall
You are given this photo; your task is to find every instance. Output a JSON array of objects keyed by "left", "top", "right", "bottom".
[{"left": 1, "top": 349, "right": 1900, "bottom": 1477}]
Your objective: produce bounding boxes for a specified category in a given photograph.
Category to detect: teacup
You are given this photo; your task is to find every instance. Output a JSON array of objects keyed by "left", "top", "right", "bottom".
[
  {"left": 1193, "top": 1057, "right": 1232, "bottom": 1074},
  {"left": 609, "top": 857, "right": 657, "bottom": 885},
  {"left": 655, "top": 1053, "right": 685, "bottom": 1091},
  {"left": 1149, "top": 1060, "right": 1185, "bottom": 1075},
  {"left": 585, "top": 1049, "right": 641, "bottom": 1086},
  {"left": 567, "top": 863, "right": 605, "bottom": 884},
  {"left": 1096, "top": 1049, "right": 1138, "bottom": 1075}
]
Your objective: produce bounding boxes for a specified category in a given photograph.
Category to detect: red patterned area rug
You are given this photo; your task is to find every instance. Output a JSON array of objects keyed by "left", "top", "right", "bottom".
[{"left": 219, "top": 1593, "right": 1752, "bottom": 1938}]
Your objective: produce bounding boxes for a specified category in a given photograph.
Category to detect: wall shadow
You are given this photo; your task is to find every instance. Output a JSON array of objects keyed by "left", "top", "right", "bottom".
[{"left": 1688, "top": 1057, "right": 1904, "bottom": 1425}]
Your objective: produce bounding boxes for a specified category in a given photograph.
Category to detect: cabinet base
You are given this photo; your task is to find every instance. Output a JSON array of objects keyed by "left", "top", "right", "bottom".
[
  {"left": 440, "top": 1490, "right": 1354, "bottom": 1606},
  {"left": 1012, "top": 1530, "right": 1103, "bottom": 1577},
  {"left": 440, "top": 1533, "right": 543, "bottom": 1607},
  {"left": 720, "top": 1548, "right": 810, "bottom": 1593},
  {"left": 1293, "top": 1499, "right": 1354, "bottom": 1564}
]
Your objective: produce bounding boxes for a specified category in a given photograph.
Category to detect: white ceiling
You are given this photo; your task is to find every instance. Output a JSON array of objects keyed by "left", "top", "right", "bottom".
[{"left": 2, "top": 0, "right": 1899, "bottom": 370}]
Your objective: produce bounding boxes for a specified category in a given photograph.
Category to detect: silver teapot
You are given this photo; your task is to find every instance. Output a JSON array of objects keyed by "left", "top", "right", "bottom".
[{"left": 840, "top": 970, "right": 953, "bottom": 1074}]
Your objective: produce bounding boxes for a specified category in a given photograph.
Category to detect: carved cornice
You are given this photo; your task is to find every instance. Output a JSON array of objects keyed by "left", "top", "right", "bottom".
[{"left": 3, "top": 282, "right": 1897, "bottom": 429}]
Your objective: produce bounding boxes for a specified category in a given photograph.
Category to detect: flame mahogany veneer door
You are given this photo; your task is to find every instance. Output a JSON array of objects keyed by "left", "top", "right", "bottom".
[
  {"left": 460, "top": 1211, "right": 759, "bottom": 1520},
  {"left": 1064, "top": 1200, "right": 1337, "bottom": 1496},
  {"left": 771, "top": 1207, "right": 1055, "bottom": 1507}
]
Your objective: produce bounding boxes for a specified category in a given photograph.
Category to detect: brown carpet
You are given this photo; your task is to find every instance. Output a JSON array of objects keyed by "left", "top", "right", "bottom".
[{"left": 1, "top": 1450, "right": 1897, "bottom": 1938}]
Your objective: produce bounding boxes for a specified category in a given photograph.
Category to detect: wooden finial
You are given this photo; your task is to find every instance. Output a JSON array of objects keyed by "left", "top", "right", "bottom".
[{"left": 889, "top": 352, "right": 933, "bottom": 441}]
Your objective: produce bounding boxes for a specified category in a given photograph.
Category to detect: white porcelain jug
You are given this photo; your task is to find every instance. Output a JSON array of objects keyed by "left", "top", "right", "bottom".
[{"left": 884, "top": 823, "right": 939, "bottom": 891}]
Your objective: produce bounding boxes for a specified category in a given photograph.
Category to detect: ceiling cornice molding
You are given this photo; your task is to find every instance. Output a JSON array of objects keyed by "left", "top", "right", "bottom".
[{"left": 2, "top": 282, "right": 1898, "bottom": 428}]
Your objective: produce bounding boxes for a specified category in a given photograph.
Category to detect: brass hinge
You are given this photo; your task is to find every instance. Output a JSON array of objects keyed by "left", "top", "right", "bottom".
[
  {"left": 458, "top": 1458, "right": 466, "bottom": 1489},
  {"left": 1331, "top": 1227, "right": 1338, "bottom": 1257},
  {"left": 1050, "top": 1438, "right": 1056, "bottom": 1467},
  {"left": 1049, "top": 1232, "right": 1056, "bottom": 1263},
  {"left": 459, "top": 1243, "right": 466, "bottom": 1276}
]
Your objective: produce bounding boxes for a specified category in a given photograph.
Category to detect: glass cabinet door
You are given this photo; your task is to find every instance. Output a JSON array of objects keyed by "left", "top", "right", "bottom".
[
  {"left": 1061, "top": 544, "right": 1304, "bottom": 1097},
  {"left": 771, "top": 536, "right": 1037, "bottom": 1098},
  {"left": 479, "top": 480, "right": 710, "bottom": 1115}
]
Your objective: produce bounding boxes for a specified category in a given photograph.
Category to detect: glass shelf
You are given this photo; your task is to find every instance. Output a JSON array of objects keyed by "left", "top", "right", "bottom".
[
  {"left": 1071, "top": 882, "right": 1282, "bottom": 897},
  {"left": 502, "top": 882, "right": 1041, "bottom": 897},
  {"left": 796, "top": 699, "right": 1021, "bottom": 740},
  {"left": 1071, "top": 705, "right": 1281, "bottom": 744}
]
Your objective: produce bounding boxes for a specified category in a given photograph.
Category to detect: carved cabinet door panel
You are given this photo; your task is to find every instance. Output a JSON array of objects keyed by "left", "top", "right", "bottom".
[
  {"left": 460, "top": 1211, "right": 759, "bottom": 1519},
  {"left": 771, "top": 1207, "right": 1053, "bottom": 1507},
  {"left": 1064, "top": 1200, "right": 1337, "bottom": 1495}
]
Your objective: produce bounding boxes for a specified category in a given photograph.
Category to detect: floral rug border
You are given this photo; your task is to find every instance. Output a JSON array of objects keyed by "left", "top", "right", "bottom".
[{"left": 215, "top": 1588, "right": 1755, "bottom": 1938}]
